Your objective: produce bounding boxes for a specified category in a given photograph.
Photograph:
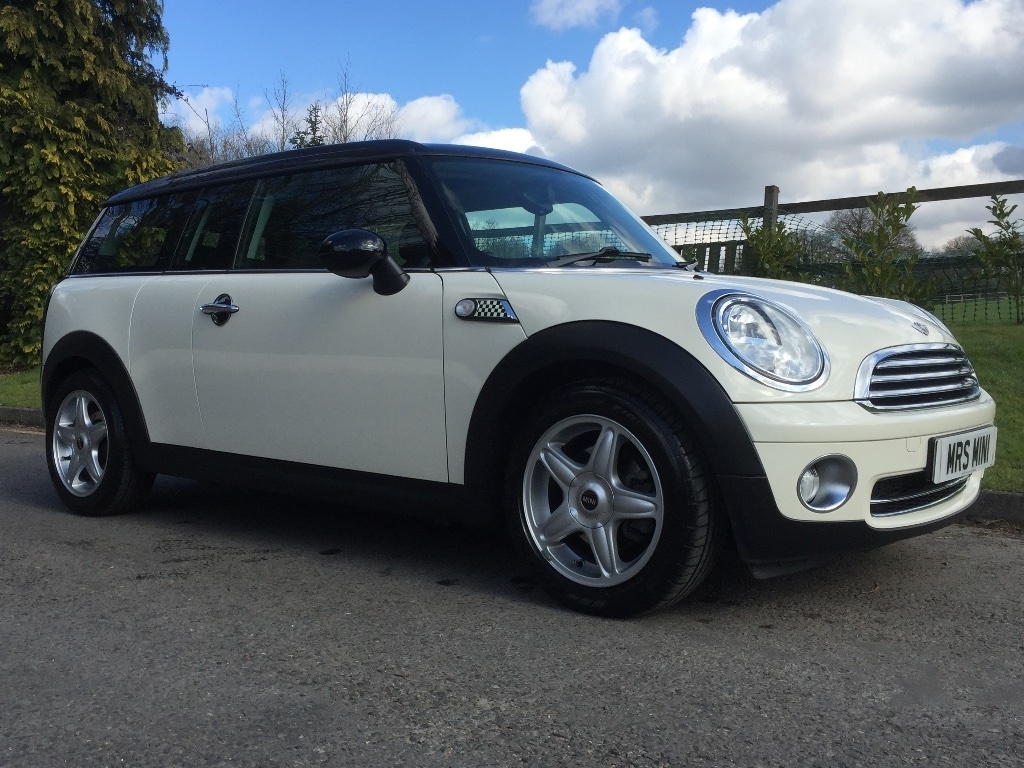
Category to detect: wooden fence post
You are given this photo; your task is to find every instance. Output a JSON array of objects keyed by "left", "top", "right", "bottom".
[{"left": 764, "top": 185, "right": 779, "bottom": 230}]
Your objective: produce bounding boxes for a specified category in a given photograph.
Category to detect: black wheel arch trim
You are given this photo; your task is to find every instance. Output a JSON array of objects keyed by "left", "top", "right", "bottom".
[
  {"left": 464, "top": 319, "right": 766, "bottom": 492},
  {"left": 42, "top": 331, "right": 152, "bottom": 460}
]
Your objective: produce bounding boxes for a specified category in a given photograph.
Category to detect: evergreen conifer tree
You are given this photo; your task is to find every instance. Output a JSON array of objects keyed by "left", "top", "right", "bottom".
[{"left": 0, "top": 0, "right": 176, "bottom": 364}]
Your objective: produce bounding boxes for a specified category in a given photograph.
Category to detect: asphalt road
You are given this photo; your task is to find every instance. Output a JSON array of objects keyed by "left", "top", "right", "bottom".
[{"left": 2, "top": 428, "right": 1022, "bottom": 768}]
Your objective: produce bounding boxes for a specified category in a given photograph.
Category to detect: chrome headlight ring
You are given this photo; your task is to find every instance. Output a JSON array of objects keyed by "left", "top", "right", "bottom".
[{"left": 697, "top": 290, "right": 829, "bottom": 392}]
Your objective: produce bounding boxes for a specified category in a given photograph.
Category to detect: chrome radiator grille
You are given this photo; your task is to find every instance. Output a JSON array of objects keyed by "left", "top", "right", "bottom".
[{"left": 855, "top": 344, "right": 981, "bottom": 411}]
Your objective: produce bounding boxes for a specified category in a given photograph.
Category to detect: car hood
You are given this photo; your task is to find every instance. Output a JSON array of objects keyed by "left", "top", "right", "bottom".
[{"left": 488, "top": 267, "right": 963, "bottom": 404}]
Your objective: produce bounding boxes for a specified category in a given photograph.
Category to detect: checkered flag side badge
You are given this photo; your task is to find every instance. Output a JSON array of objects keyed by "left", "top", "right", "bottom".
[{"left": 454, "top": 298, "right": 519, "bottom": 323}]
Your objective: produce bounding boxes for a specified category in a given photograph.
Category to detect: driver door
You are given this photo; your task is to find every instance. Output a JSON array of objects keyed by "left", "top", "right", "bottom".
[
  {"left": 191, "top": 271, "right": 446, "bottom": 481},
  {"left": 188, "top": 161, "right": 449, "bottom": 482}
]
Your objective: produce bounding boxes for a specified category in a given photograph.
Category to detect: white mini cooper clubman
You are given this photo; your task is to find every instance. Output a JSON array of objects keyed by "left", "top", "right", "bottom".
[{"left": 42, "top": 141, "right": 997, "bottom": 616}]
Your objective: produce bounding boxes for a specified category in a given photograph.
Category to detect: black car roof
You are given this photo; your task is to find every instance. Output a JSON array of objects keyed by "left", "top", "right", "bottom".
[{"left": 105, "top": 140, "right": 583, "bottom": 206}]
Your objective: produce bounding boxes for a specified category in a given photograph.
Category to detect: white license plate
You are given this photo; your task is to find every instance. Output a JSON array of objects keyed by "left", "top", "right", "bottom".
[{"left": 931, "top": 426, "right": 997, "bottom": 483}]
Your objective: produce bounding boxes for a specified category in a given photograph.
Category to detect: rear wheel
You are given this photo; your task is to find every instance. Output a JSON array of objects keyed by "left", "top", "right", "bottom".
[
  {"left": 505, "top": 380, "right": 721, "bottom": 617},
  {"left": 46, "top": 369, "right": 153, "bottom": 516}
]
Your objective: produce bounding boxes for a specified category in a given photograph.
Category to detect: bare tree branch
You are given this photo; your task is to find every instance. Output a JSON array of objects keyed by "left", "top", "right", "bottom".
[
  {"left": 826, "top": 206, "right": 922, "bottom": 255},
  {"left": 322, "top": 60, "right": 399, "bottom": 144},
  {"left": 265, "top": 71, "right": 299, "bottom": 152}
]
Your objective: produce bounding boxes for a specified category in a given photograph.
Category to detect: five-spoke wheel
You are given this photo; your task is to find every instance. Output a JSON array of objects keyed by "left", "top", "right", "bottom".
[
  {"left": 45, "top": 370, "right": 152, "bottom": 516},
  {"left": 52, "top": 389, "right": 109, "bottom": 497},
  {"left": 507, "top": 380, "right": 721, "bottom": 617},
  {"left": 522, "top": 414, "right": 665, "bottom": 587}
]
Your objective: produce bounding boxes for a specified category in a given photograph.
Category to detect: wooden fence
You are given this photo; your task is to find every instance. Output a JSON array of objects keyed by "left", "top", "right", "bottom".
[{"left": 642, "top": 180, "right": 1024, "bottom": 322}]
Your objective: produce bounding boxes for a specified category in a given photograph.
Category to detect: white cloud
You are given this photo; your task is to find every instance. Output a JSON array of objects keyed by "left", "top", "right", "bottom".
[
  {"left": 398, "top": 101, "right": 547, "bottom": 155},
  {"left": 160, "top": 1, "right": 1024, "bottom": 250},
  {"left": 163, "top": 87, "right": 235, "bottom": 132},
  {"left": 634, "top": 6, "right": 658, "bottom": 35},
  {"left": 906, "top": 143, "right": 1022, "bottom": 247},
  {"left": 517, "top": 0, "right": 1024, "bottom": 246},
  {"left": 239, "top": 90, "right": 402, "bottom": 146},
  {"left": 453, "top": 128, "right": 543, "bottom": 155},
  {"left": 332, "top": 91, "right": 401, "bottom": 136},
  {"left": 398, "top": 95, "right": 474, "bottom": 142},
  {"left": 531, "top": 0, "right": 621, "bottom": 30}
]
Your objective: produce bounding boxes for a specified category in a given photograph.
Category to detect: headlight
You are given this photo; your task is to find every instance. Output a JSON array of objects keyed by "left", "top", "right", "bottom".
[{"left": 698, "top": 291, "right": 828, "bottom": 391}]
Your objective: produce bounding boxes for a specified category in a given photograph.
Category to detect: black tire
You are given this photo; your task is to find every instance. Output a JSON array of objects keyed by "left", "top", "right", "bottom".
[
  {"left": 45, "top": 369, "right": 153, "bottom": 516},
  {"left": 504, "top": 379, "right": 722, "bottom": 617}
]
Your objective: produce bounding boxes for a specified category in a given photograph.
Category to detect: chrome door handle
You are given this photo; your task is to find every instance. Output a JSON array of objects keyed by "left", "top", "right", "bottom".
[{"left": 200, "top": 294, "right": 239, "bottom": 326}]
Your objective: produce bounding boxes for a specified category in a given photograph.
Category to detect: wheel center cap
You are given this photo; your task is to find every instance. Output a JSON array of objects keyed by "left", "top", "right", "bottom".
[{"left": 568, "top": 473, "right": 613, "bottom": 528}]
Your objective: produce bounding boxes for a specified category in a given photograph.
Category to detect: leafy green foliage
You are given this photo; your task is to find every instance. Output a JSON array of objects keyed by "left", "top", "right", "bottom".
[
  {"left": 839, "top": 188, "right": 936, "bottom": 304},
  {"left": 738, "top": 214, "right": 805, "bottom": 280},
  {"left": 0, "top": 0, "right": 176, "bottom": 365},
  {"left": 968, "top": 195, "right": 1024, "bottom": 325}
]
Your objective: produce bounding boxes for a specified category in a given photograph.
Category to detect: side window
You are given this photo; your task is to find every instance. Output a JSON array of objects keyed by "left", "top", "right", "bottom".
[
  {"left": 170, "top": 182, "right": 254, "bottom": 271},
  {"left": 237, "top": 162, "right": 429, "bottom": 271},
  {"left": 72, "top": 192, "right": 197, "bottom": 275}
]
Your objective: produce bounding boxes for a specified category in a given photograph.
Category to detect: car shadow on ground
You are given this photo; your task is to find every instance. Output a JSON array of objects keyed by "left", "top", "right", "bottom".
[
  {"left": 5, "top": 429, "right": 971, "bottom": 625},
  {"left": 131, "top": 475, "right": 911, "bottom": 620}
]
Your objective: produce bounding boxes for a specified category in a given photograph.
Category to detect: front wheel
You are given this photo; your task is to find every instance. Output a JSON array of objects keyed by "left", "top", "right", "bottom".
[
  {"left": 46, "top": 369, "right": 153, "bottom": 516},
  {"left": 505, "top": 380, "right": 722, "bottom": 617}
]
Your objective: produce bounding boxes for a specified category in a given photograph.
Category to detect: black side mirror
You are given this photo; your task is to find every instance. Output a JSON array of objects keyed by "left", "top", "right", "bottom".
[{"left": 319, "top": 229, "right": 410, "bottom": 296}]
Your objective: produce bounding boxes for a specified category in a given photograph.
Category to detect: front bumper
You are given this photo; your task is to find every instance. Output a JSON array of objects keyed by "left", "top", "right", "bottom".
[
  {"left": 721, "top": 392, "right": 996, "bottom": 565},
  {"left": 719, "top": 475, "right": 973, "bottom": 568}
]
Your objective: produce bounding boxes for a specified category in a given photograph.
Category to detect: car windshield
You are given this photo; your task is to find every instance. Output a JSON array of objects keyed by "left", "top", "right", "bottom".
[{"left": 428, "top": 157, "right": 682, "bottom": 268}]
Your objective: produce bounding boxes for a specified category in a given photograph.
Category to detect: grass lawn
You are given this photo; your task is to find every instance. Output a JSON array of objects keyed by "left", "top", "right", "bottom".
[
  {"left": 947, "top": 317, "right": 1023, "bottom": 493},
  {"left": 0, "top": 366, "right": 39, "bottom": 410},
  {"left": 0, "top": 315, "right": 1020, "bottom": 492}
]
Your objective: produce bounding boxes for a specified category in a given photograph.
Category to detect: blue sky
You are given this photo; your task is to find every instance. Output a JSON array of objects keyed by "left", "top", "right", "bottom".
[
  {"left": 161, "top": 0, "right": 1024, "bottom": 247},
  {"left": 163, "top": 0, "right": 771, "bottom": 130}
]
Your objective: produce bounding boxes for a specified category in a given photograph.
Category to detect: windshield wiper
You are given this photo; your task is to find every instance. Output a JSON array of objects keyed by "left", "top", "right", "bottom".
[{"left": 546, "top": 246, "right": 653, "bottom": 268}]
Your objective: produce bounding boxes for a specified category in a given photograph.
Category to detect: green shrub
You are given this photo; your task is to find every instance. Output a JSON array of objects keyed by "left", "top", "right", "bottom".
[{"left": 969, "top": 195, "right": 1024, "bottom": 325}]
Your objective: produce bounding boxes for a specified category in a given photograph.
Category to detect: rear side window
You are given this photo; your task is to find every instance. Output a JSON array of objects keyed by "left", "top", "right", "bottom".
[
  {"left": 72, "top": 192, "right": 197, "bottom": 275},
  {"left": 237, "top": 162, "right": 429, "bottom": 271},
  {"left": 171, "top": 183, "right": 254, "bottom": 271}
]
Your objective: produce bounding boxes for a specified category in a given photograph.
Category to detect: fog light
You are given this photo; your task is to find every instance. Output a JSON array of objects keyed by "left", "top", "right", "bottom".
[
  {"left": 798, "top": 467, "right": 820, "bottom": 501},
  {"left": 797, "top": 455, "right": 857, "bottom": 512}
]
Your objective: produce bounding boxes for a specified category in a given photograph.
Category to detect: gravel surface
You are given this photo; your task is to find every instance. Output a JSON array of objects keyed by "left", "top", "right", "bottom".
[{"left": 2, "top": 428, "right": 1022, "bottom": 767}]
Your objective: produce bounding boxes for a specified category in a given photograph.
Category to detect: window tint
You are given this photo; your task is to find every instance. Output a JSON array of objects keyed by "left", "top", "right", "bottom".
[
  {"left": 430, "top": 158, "right": 679, "bottom": 268},
  {"left": 170, "top": 182, "right": 254, "bottom": 271},
  {"left": 237, "top": 162, "right": 429, "bottom": 271},
  {"left": 72, "top": 192, "right": 197, "bottom": 275},
  {"left": 466, "top": 202, "right": 612, "bottom": 260}
]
